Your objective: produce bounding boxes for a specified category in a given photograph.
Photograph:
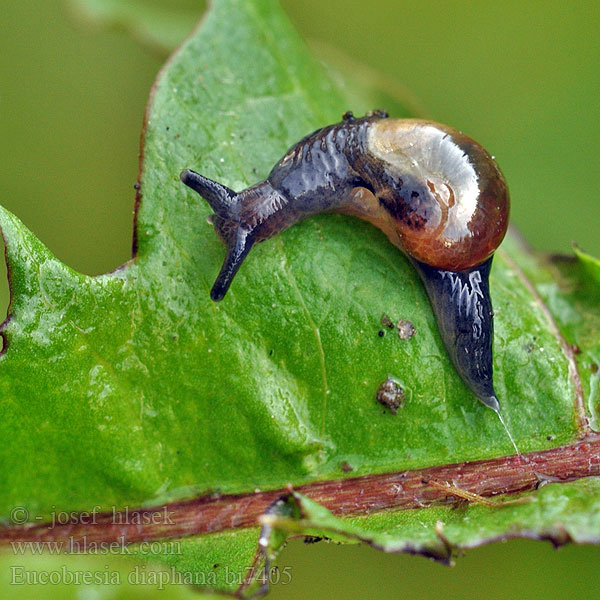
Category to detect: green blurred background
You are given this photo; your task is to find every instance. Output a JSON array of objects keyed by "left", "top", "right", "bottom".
[{"left": 1, "top": 0, "right": 599, "bottom": 598}]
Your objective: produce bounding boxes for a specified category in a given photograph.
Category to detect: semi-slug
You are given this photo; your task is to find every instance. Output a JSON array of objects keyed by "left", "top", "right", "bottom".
[{"left": 180, "top": 111, "right": 509, "bottom": 411}]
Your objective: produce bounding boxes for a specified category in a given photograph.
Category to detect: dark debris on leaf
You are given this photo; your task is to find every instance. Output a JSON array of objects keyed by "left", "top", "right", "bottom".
[{"left": 376, "top": 376, "right": 405, "bottom": 414}]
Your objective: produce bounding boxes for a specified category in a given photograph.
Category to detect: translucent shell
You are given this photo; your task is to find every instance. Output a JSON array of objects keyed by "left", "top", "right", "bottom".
[{"left": 352, "top": 119, "right": 509, "bottom": 271}]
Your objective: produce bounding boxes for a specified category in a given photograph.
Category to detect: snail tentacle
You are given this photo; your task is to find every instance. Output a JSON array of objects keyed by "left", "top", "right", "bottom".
[{"left": 180, "top": 169, "right": 236, "bottom": 216}]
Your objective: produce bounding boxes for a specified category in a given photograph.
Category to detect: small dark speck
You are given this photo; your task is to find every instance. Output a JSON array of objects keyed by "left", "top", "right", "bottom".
[
  {"left": 269, "top": 349, "right": 274, "bottom": 356},
  {"left": 174, "top": 133, "right": 181, "bottom": 139},
  {"left": 213, "top": 563, "right": 220, "bottom": 569},
  {"left": 590, "top": 363, "right": 599, "bottom": 374},
  {"left": 397, "top": 319, "right": 416, "bottom": 340},
  {"left": 378, "top": 330, "right": 384, "bottom": 337},
  {"left": 381, "top": 313, "right": 394, "bottom": 329},
  {"left": 340, "top": 461, "right": 353, "bottom": 473},
  {"left": 166, "top": 126, "right": 170, "bottom": 131},
  {"left": 546, "top": 435, "right": 554, "bottom": 441},
  {"left": 252, "top": 168, "right": 258, "bottom": 174},
  {"left": 376, "top": 376, "right": 405, "bottom": 415},
  {"left": 133, "top": 182, "right": 141, "bottom": 190},
  {"left": 570, "top": 344, "right": 582, "bottom": 355},
  {"left": 171, "top": 335, "right": 177, "bottom": 340}
]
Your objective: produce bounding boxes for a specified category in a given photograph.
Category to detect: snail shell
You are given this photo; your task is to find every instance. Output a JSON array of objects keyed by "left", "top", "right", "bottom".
[{"left": 181, "top": 112, "right": 510, "bottom": 410}]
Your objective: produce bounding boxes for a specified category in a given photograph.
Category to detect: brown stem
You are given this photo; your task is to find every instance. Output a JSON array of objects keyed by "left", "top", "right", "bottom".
[{"left": 2, "top": 435, "right": 599, "bottom": 547}]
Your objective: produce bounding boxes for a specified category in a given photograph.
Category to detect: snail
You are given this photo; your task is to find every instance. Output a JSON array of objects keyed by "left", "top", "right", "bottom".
[{"left": 180, "top": 111, "right": 509, "bottom": 411}]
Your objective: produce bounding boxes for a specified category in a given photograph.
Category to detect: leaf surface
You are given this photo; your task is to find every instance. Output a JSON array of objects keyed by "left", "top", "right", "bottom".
[{"left": 1, "top": 0, "right": 599, "bottom": 596}]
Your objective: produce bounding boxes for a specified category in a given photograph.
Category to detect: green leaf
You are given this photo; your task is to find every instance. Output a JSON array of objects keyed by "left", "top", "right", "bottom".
[
  {"left": 265, "top": 478, "right": 600, "bottom": 558},
  {"left": 1, "top": 0, "right": 599, "bottom": 596},
  {"left": 542, "top": 247, "right": 600, "bottom": 432},
  {"left": 66, "top": 0, "right": 202, "bottom": 54},
  {"left": 575, "top": 245, "right": 600, "bottom": 289}
]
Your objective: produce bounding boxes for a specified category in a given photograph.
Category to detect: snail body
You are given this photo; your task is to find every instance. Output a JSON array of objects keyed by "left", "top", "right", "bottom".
[{"left": 181, "top": 112, "right": 509, "bottom": 410}]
